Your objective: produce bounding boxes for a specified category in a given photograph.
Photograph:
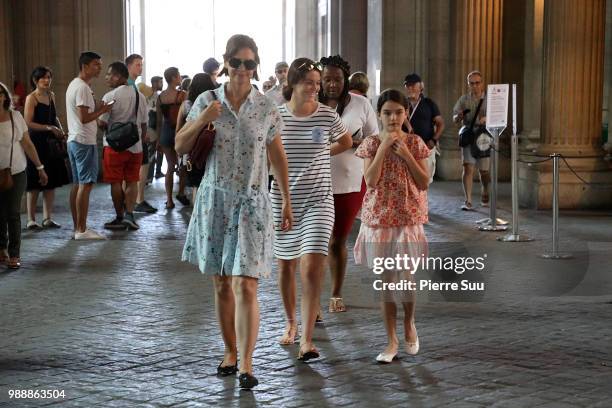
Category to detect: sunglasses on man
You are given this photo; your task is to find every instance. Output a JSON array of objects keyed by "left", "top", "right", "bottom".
[{"left": 228, "top": 58, "right": 258, "bottom": 70}]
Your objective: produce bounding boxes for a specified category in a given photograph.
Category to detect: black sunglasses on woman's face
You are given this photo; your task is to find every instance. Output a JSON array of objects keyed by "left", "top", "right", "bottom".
[{"left": 228, "top": 58, "right": 257, "bottom": 70}]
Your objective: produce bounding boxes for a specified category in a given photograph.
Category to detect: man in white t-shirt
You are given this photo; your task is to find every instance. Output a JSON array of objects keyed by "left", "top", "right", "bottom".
[
  {"left": 265, "top": 61, "right": 288, "bottom": 106},
  {"left": 66, "top": 51, "right": 113, "bottom": 240},
  {"left": 98, "top": 61, "right": 148, "bottom": 231}
]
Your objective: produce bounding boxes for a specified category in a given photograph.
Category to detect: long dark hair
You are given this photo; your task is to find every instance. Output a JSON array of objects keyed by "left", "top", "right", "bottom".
[
  {"left": 376, "top": 88, "right": 408, "bottom": 114},
  {"left": 188, "top": 73, "right": 217, "bottom": 104},
  {"left": 319, "top": 55, "right": 351, "bottom": 116}
]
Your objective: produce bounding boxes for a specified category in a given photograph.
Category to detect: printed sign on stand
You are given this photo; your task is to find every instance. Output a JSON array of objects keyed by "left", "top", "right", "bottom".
[{"left": 486, "top": 84, "right": 509, "bottom": 131}]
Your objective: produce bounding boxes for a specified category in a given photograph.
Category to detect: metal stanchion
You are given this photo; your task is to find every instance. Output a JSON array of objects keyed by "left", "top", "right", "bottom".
[
  {"left": 499, "top": 84, "right": 532, "bottom": 242},
  {"left": 479, "top": 128, "right": 508, "bottom": 231},
  {"left": 541, "top": 154, "right": 572, "bottom": 259}
]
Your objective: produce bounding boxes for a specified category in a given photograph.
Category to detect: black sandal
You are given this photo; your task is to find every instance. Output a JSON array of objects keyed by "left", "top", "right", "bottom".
[
  {"left": 297, "top": 348, "right": 320, "bottom": 362},
  {"left": 217, "top": 361, "right": 238, "bottom": 376},
  {"left": 238, "top": 372, "right": 258, "bottom": 389}
]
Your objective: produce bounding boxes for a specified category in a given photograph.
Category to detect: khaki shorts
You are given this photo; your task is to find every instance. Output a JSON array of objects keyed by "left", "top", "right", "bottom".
[{"left": 462, "top": 146, "right": 490, "bottom": 171}]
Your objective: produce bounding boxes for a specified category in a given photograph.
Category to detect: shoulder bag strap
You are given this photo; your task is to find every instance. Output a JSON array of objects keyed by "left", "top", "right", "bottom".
[
  {"left": 133, "top": 86, "right": 140, "bottom": 124},
  {"left": 469, "top": 97, "right": 484, "bottom": 130},
  {"left": 8, "top": 112, "right": 15, "bottom": 168}
]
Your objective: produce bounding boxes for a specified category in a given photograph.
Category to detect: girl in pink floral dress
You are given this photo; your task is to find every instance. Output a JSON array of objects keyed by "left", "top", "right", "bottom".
[{"left": 354, "top": 89, "right": 430, "bottom": 363}]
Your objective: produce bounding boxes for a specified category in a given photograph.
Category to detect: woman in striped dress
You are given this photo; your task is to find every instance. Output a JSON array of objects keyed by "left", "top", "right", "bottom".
[{"left": 270, "top": 58, "right": 352, "bottom": 361}]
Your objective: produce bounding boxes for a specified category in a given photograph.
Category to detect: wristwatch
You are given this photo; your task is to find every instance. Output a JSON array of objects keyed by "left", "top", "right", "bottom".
[{"left": 36, "top": 165, "right": 45, "bottom": 171}]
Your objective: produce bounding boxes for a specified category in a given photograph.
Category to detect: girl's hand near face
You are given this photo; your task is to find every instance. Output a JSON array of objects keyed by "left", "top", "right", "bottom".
[
  {"left": 392, "top": 137, "right": 412, "bottom": 160},
  {"left": 380, "top": 132, "right": 399, "bottom": 151}
]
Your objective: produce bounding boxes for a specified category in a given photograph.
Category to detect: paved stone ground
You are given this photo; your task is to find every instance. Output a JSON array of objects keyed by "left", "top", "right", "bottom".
[{"left": 1, "top": 179, "right": 611, "bottom": 407}]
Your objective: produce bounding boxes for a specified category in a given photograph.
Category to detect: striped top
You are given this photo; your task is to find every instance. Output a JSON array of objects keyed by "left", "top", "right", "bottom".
[{"left": 271, "top": 102, "right": 348, "bottom": 259}]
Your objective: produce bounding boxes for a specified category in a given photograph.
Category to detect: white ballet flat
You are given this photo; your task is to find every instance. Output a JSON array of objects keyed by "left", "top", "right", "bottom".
[
  {"left": 405, "top": 336, "right": 420, "bottom": 355},
  {"left": 376, "top": 351, "right": 398, "bottom": 364}
]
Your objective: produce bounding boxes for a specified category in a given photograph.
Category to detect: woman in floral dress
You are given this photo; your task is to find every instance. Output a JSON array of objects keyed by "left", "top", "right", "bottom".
[{"left": 176, "top": 34, "right": 292, "bottom": 390}]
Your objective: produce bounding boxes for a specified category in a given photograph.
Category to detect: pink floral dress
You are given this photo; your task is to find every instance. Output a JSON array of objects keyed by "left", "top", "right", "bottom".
[{"left": 353, "top": 133, "right": 430, "bottom": 269}]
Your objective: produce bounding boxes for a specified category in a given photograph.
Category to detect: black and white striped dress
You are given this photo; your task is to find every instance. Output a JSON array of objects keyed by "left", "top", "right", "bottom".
[{"left": 271, "top": 103, "right": 348, "bottom": 259}]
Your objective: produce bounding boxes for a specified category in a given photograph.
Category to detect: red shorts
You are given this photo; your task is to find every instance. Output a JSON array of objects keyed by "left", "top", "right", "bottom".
[
  {"left": 102, "top": 147, "right": 143, "bottom": 183},
  {"left": 333, "top": 178, "right": 367, "bottom": 238}
]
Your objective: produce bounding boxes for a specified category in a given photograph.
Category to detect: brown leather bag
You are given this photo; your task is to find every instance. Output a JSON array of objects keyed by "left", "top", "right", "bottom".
[
  {"left": 186, "top": 91, "right": 218, "bottom": 172},
  {"left": 0, "top": 112, "right": 15, "bottom": 192}
]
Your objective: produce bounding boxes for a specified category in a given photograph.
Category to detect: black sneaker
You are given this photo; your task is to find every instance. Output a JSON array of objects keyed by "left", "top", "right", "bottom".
[
  {"left": 104, "top": 217, "right": 126, "bottom": 230},
  {"left": 176, "top": 194, "right": 191, "bottom": 206},
  {"left": 134, "top": 201, "right": 157, "bottom": 213},
  {"left": 154, "top": 172, "right": 165, "bottom": 179},
  {"left": 122, "top": 214, "right": 139, "bottom": 230}
]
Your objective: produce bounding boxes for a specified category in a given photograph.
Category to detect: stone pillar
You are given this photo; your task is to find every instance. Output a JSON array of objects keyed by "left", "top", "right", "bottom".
[
  {"left": 436, "top": 0, "right": 505, "bottom": 181},
  {"left": 0, "top": 0, "right": 14, "bottom": 85},
  {"left": 337, "top": 0, "right": 367, "bottom": 72},
  {"left": 295, "top": 0, "right": 318, "bottom": 59},
  {"left": 519, "top": 0, "right": 612, "bottom": 209}
]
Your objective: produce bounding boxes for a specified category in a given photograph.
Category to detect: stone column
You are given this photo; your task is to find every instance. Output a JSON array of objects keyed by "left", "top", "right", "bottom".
[
  {"left": 0, "top": 0, "right": 14, "bottom": 85},
  {"left": 436, "top": 0, "right": 505, "bottom": 181},
  {"left": 519, "top": 0, "right": 611, "bottom": 209}
]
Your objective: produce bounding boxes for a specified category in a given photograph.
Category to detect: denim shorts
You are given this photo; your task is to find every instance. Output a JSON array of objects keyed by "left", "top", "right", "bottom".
[{"left": 68, "top": 141, "right": 98, "bottom": 184}]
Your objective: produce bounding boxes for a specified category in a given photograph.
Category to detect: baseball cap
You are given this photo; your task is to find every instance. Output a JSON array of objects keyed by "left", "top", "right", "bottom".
[{"left": 403, "top": 73, "right": 422, "bottom": 85}]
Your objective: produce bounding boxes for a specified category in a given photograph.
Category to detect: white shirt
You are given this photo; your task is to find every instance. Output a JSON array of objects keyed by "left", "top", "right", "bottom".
[
  {"left": 100, "top": 85, "right": 148, "bottom": 154},
  {"left": 265, "top": 85, "right": 286, "bottom": 106},
  {"left": 66, "top": 77, "right": 98, "bottom": 145},
  {"left": 330, "top": 94, "right": 379, "bottom": 194},
  {"left": 0, "top": 111, "right": 28, "bottom": 175}
]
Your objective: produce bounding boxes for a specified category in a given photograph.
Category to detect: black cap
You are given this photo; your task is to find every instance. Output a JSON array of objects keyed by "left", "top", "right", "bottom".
[{"left": 403, "top": 73, "right": 422, "bottom": 85}]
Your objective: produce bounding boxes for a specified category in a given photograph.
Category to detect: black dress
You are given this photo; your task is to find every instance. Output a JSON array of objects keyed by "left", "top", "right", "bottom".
[{"left": 26, "top": 97, "right": 71, "bottom": 191}]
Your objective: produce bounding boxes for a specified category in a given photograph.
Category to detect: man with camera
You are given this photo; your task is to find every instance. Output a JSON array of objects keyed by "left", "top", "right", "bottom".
[
  {"left": 452, "top": 70, "right": 490, "bottom": 211},
  {"left": 98, "top": 61, "right": 148, "bottom": 231}
]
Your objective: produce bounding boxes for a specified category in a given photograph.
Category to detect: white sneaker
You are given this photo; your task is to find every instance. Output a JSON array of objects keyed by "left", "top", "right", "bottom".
[{"left": 74, "top": 229, "right": 106, "bottom": 240}]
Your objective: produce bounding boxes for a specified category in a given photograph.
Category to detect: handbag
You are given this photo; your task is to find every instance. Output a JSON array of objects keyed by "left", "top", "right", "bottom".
[
  {"left": 106, "top": 87, "right": 141, "bottom": 152},
  {"left": 46, "top": 97, "right": 68, "bottom": 159},
  {"left": 186, "top": 91, "right": 218, "bottom": 172},
  {"left": 458, "top": 97, "right": 484, "bottom": 147},
  {"left": 0, "top": 112, "right": 15, "bottom": 192},
  {"left": 471, "top": 129, "right": 492, "bottom": 158}
]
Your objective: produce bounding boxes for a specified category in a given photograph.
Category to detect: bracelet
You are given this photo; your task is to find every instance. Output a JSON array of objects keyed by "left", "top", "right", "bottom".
[{"left": 36, "top": 165, "right": 45, "bottom": 171}]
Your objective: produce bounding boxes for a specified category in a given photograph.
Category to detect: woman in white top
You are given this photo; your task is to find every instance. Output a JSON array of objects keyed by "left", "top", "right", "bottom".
[
  {"left": 271, "top": 58, "right": 352, "bottom": 360},
  {"left": 0, "top": 82, "right": 48, "bottom": 269},
  {"left": 319, "top": 56, "right": 379, "bottom": 313}
]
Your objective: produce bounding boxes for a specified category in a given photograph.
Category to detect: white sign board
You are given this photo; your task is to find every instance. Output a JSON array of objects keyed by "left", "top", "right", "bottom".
[{"left": 486, "top": 84, "right": 509, "bottom": 130}]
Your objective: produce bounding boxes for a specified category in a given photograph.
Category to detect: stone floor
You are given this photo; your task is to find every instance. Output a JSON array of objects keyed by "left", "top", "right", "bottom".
[{"left": 1, "top": 179, "right": 611, "bottom": 407}]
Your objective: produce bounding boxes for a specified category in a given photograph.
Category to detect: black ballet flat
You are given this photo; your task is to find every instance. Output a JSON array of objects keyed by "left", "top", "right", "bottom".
[
  {"left": 238, "top": 372, "right": 259, "bottom": 389},
  {"left": 297, "top": 348, "right": 320, "bottom": 362},
  {"left": 217, "top": 362, "right": 238, "bottom": 376}
]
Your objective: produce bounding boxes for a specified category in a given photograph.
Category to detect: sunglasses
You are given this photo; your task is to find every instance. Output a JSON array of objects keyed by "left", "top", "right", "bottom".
[
  {"left": 296, "top": 61, "right": 322, "bottom": 72},
  {"left": 228, "top": 58, "right": 257, "bottom": 70}
]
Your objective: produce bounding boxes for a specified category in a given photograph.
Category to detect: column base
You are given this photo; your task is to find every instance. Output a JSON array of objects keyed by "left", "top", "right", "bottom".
[{"left": 518, "top": 154, "right": 612, "bottom": 209}]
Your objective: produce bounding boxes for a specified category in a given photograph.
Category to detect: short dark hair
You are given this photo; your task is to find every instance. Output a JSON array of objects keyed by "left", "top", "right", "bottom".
[
  {"left": 164, "top": 67, "right": 180, "bottom": 84},
  {"left": 125, "top": 53, "right": 143, "bottom": 66},
  {"left": 376, "top": 88, "right": 408, "bottom": 113},
  {"left": 79, "top": 51, "right": 101, "bottom": 70},
  {"left": 30, "top": 66, "right": 53, "bottom": 90},
  {"left": 283, "top": 57, "right": 321, "bottom": 101},
  {"left": 181, "top": 77, "right": 191, "bottom": 91},
  {"left": 219, "top": 34, "right": 260, "bottom": 81},
  {"left": 188, "top": 73, "right": 217, "bottom": 104},
  {"left": 108, "top": 61, "right": 129, "bottom": 79},
  {"left": 0, "top": 81, "right": 12, "bottom": 111},
  {"left": 151, "top": 76, "right": 163, "bottom": 84},
  {"left": 349, "top": 71, "right": 369, "bottom": 95},
  {"left": 203, "top": 57, "right": 220, "bottom": 74}
]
